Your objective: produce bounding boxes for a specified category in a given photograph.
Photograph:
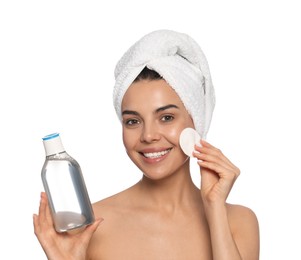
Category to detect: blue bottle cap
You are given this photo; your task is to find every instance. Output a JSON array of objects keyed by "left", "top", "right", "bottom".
[
  {"left": 42, "top": 133, "right": 65, "bottom": 156},
  {"left": 42, "top": 133, "right": 60, "bottom": 141}
]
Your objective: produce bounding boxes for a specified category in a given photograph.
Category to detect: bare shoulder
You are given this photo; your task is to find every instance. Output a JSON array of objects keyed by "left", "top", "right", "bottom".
[
  {"left": 87, "top": 187, "right": 136, "bottom": 257},
  {"left": 226, "top": 203, "right": 260, "bottom": 259},
  {"left": 92, "top": 184, "right": 137, "bottom": 218},
  {"left": 226, "top": 203, "right": 259, "bottom": 234},
  {"left": 226, "top": 203, "right": 258, "bottom": 224},
  {"left": 87, "top": 184, "right": 146, "bottom": 259}
]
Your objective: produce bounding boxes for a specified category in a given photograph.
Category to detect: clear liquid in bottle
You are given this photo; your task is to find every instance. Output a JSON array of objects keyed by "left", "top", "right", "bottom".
[{"left": 41, "top": 133, "right": 95, "bottom": 233}]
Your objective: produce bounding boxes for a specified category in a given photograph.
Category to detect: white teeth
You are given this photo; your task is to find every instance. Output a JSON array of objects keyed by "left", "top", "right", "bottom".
[{"left": 143, "top": 149, "right": 170, "bottom": 159}]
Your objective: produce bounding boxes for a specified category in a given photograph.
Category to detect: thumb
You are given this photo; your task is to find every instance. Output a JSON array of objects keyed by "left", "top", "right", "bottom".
[{"left": 80, "top": 218, "right": 104, "bottom": 245}]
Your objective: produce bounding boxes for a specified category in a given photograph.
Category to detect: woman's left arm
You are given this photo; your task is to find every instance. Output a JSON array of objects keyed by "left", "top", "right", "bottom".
[{"left": 193, "top": 140, "right": 260, "bottom": 260}]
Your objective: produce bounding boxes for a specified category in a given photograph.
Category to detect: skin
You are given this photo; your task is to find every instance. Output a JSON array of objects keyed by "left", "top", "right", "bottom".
[{"left": 33, "top": 79, "right": 260, "bottom": 260}]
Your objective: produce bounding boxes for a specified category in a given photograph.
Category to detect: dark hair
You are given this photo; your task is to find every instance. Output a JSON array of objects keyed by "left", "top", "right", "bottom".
[{"left": 133, "top": 67, "right": 162, "bottom": 82}]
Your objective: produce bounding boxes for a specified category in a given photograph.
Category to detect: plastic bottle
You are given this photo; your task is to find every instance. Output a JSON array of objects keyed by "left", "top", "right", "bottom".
[{"left": 41, "top": 133, "right": 95, "bottom": 233}]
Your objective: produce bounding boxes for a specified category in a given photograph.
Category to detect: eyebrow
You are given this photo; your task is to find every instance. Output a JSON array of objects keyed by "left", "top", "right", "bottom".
[
  {"left": 155, "top": 104, "right": 179, "bottom": 113},
  {"left": 122, "top": 104, "right": 179, "bottom": 116}
]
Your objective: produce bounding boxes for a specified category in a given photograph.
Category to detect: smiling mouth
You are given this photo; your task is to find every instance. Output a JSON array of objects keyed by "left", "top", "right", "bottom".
[{"left": 141, "top": 148, "right": 172, "bottom": 159}]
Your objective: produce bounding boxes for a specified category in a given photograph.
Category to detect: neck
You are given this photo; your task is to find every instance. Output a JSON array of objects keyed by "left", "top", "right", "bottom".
[{"left": 136, "top": 161, "right": 200, "bottom": 211}]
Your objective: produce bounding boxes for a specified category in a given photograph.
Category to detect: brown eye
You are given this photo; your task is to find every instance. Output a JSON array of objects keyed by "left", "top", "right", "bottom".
[
  {"left": 124, "top": 118, "right": 140, "bottom": 126},
  {"left": 161, "top": 115, "right": 174, "bottom": 122}
]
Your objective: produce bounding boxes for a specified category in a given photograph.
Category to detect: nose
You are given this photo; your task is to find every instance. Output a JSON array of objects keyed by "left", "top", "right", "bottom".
[{"left": 140, "top": 122, "right": 161, "bottom": 143}]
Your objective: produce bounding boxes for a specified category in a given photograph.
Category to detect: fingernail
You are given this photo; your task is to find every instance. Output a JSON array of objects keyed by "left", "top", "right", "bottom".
[{"left": 196, "top": 142, "right": 202, "bottom": 148}]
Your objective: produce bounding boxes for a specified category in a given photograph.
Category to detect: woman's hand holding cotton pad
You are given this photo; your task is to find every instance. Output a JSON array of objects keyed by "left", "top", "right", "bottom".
[{"left": 179, "top": 128, "right": 202, "bottom": 157}]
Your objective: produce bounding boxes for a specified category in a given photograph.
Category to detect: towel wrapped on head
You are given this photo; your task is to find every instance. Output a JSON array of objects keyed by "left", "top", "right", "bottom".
[{"left": 113, "top": 29, "right": 215, "bottom": 139}]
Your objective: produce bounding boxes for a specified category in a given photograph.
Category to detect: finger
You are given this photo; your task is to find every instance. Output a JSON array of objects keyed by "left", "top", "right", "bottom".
[
  {"left": 43, "top": 193, "right": 54, "bottom": 226},
  {"left": 34, "top": 192, "right": 49, "bottom": 236},
  {"left": 39, "top": 192, "right": 51, "bottom": 226},
  {"left": 33, "top": 214, "right": 40, "bottom": 235},
  {"left": 198, "top": 142, "right": 231, "bottom": 165},
  {"left": 80, "top": 218, "right": 104, "bottom": 246},
  {"left": 201, "top": 141, "right": 237, "bottom": 169},
  {"left": 194, "top": 151, "right": 234, "bottom": 173},
  {"left": 193, "top": 147, "right": 238, "bottom": 177},
  {"left": 196, "top": 140, "right": 238, "bottom": 170},
  {"left": 38, "top": 192, "right": 47, "bottom": 223},
  {"left": 198, "top": 159, "right": 239, "bottom": 180}
]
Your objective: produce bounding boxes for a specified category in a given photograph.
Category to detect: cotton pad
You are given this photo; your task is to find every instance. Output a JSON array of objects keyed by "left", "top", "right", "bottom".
[{"left": 179, "top": 128, "right": 201, "bottom": 157}]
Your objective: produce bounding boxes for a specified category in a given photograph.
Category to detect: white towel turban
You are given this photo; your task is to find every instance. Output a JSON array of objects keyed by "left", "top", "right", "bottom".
[{"left": 113, "top": 29, "right": 215, "bottom": 139}]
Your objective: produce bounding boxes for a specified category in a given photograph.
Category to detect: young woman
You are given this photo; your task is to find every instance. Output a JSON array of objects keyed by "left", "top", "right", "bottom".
[{"left": 34, "top": 30, "right": 260, "bottom": 260}]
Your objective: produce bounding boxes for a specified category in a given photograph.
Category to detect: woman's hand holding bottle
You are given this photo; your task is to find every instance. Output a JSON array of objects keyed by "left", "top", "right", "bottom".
[{"left": 33, "top": 192, "right": 103, "bottom": 260}]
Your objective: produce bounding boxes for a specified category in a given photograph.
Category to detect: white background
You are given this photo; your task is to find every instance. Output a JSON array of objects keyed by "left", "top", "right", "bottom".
[{"left": 1, "top": 1, "right": 300, "bottom": 259}]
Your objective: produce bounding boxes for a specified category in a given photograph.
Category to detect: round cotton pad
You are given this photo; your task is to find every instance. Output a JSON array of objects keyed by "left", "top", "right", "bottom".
[{"left": 179, "top": 128, "right": 201, "bottom": 157}]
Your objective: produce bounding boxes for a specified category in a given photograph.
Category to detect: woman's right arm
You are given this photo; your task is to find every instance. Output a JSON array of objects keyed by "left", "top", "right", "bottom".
[{"left": 33, "top": 192, "right": 103, "bottom": 260}]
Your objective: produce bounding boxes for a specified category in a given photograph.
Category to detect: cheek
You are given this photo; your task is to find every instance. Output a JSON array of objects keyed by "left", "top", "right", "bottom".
[
  {"left": 166, "top": 117, "right": 195, "bottom": 145},
  {"left": 168, "top": 127, "right": 180, "bottom": 139},
  {"left": 165, "top": 124, "right": 184, "bottom": 146},
  {"left": 122, "top": 128, "right": 137, "bottom": 151}
]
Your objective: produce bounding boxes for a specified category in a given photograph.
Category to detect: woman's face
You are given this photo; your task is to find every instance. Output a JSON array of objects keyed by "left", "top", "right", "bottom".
[{"left": 121, "top": 79, "right": 195, "bottom": 180}]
